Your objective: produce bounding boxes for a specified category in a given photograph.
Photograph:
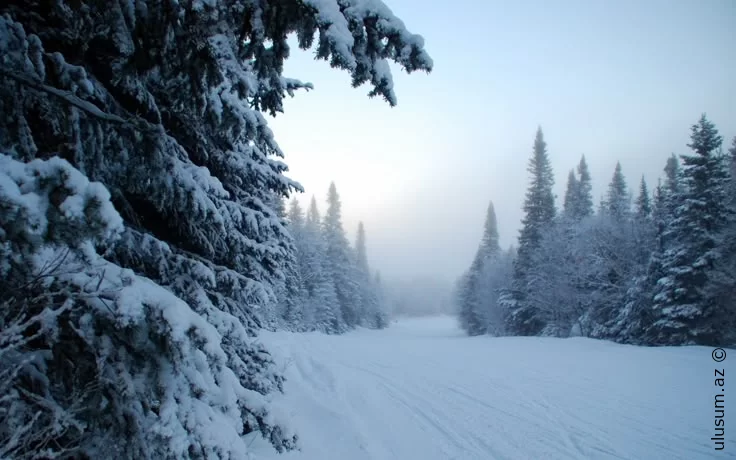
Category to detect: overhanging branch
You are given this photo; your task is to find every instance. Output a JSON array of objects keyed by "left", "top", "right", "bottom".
[{"left": 0, "top": 67, "right": 161, "bottom": 134}]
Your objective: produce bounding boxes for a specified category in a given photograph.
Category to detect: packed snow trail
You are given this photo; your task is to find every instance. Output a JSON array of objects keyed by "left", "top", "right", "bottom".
[{"left": 252, "top": 316, "right": 731, "bottom": 459}]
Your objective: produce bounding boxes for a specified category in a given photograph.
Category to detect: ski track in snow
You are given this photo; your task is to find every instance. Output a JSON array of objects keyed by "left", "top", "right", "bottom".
[{"left": 253, "top": 316, "right": 733, "bottom": 460}]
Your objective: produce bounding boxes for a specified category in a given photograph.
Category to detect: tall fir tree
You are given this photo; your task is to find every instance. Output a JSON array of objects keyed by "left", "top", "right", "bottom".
[
  {"left": 582, "top": 209, "right": 655, "bottom": 342},
  {"left": 264, "top": 192, "right": 296, "bottom": 329},
  {"left": 516, "top": 127, "right": 557, "bottom": 266},
  {"left": 305, "top": 196, "right": 342, "bottom": 333},
  {"left": 664, "top": 154, "right": 682, "bottom": 196},
  {"left": 458, "top": 201, "right": 502, "bottom": 335},
  {"left": 563, "top": 169, "right": 580, "bottom": 219},
  {"left": 652, "top": 179, "right": 665, "bottom": 222},
  {"left": 323, "top": 182, "right": 361, "bottom": 328},
  {"left": 647, "top": 115, "right": 731, "bottom": 345},
  {"left": 603, "top": 162, "right": 630, "bottom": 221},
  {"left": 278, "top": 199, "right": 308, "bottom": 329},
  {"left": 481, "top": 246, "right": 515, "bottom": 336},
  {"left": 506, "top": 127, "right": 556, "bottom": 335},
  {"left": 654, "top": 155, "right": 682, "bottom": 249},
  {"left": 480, "top": 201, "right": 502, "bottom": 258},
  {"left": 703, "top": 136, "right": 736, "bottom": 344},
  {"left": 583, "top": 165, "right": 655, "bottom": 341},
  {"left": 288, "top": 199, "right": 306, "bottom": 240},
  {"left": 354, "top": 222, "right": 385, "bottom": 328},
  {"left": 576, "top": 155, "right": 595, "bottom": 219},
  {"left": 635, "top": 176, "right": 652, "bottom": 219},
  {"left": 622, "top": 161, "right": 682, "bottom": 344}
]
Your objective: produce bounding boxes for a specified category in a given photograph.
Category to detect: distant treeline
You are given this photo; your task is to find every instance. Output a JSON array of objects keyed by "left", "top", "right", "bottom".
[{"left": 456, "top": 115, "right": 736, "bottom": 346}]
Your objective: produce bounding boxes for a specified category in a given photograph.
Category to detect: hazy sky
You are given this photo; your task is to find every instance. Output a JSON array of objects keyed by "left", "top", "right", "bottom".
[{"left": 267, "top": 0, "right": 736, "bottom": 283}]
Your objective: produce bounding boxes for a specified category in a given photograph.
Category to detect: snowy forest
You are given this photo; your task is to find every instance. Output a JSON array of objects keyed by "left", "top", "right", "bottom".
[
  {"left": 276, "top": 183, "right": 390, "bottom": 333},
  {"left": 456, "top": 120, "right": 736, "bottom": 346},
  {"left": 0, "top": 0, "right": 429, "bottom": 457},
  {"left": 1, "top": 0, "right": 733, "bottom": 458}
]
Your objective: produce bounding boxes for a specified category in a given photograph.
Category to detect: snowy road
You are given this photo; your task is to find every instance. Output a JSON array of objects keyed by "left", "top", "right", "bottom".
[{"left": 255, "top": 316, "right": 731, "bottom": 459}]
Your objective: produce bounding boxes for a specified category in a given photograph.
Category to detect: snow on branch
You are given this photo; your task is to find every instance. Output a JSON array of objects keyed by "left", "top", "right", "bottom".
[
  {"left": 300, "top": 0, "right": 433, "bottom": 105},
  {"left": 0, "top": 67, "right": 161, "bottom": 134}
]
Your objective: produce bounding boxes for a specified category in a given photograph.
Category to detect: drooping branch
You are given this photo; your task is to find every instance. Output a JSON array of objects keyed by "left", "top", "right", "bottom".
[{"left": 0, "top": 67, "right": 161, "bottom": 134}]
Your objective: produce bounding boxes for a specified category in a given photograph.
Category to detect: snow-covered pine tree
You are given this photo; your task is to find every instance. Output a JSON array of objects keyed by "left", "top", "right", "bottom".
[
  {"left": 523, "top": 218, "right": 587, "bottom": 337},
  {"left": 455, "top": 271, "right": 477, "bottom": 333},
  {"left": 563, "top": 169, "right": 580, "bottom": 219},
  {"left": 653, "top": 155, "right": 683, "bottom": 250},
  {"left": 635, "top": 176, "right": 652, "bottom": 219},
  {"left": 0, "top": 0, "right": 432, "bottom": 455},
  {"left": 354, "top": 222, "right": 385, "bottom": 328},
  {"left": 562, "top": 157, "right": 594, "bottom": 222},
  {"left": 704, "top": 136, "right": 736, "bottom": 345},
  {"left": 549, "top": 157, "right": 597, "bottom": 334},
  {"left": 602, "top": 162, "right": 631, "bottom": 221},
  {"left": 323, "top": 182, "right": 362, "bottom": 328},
  {"left": 651, "top": 180, "right": 664, "bottom": 226},
  {"left": 581, "top": 201, "right": 654, "bottom": 341},
  {"left": 278, "top": 198, "right": 308, "bottom": 329},
  {"left": 0, "top": 153, "right": 298, "bottom": 459},
  {"left": 664, "top": 154, "right": 683, "bottom": 196},
  {"left": 262, "top": 192, "right": 293, "bottom": 329},
  {"left": 615, "top": 158, "right": 683, "bottom": 344},
  {"left": 480, "top": 201, "right": 503, "bottom": 259},
  {"left": 457, "top": 201, "right": 502, "bottom": 335},
  {"left": 527, "top": 155, "right": 595, "bottom": 337},
  {"left": 287, "top": 199, "right": 306, "bottom": 248},
  {"left": 647, "top": 115, "right": 731, "bottom": 345},
  {"left": 479, "top": 247, "right": 515, "bottom": 336},
  {"left": 303, "top": 196, "right": 343, "bottom": 333},
  {"left": 506, "top": 127, "right": 556, "bottom": 336},
  {"left": 576, "top": 155, "right": 595, "bottom": 219}
]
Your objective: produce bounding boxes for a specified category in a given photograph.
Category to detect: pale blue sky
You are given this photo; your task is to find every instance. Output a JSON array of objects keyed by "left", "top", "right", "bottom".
[{"left": 268, "top": 0, "right": 736, "bottom": 283}]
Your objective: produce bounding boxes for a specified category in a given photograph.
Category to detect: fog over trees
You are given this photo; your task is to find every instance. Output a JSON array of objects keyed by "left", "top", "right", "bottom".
[{"left": 455, "top": 117, "right": 736, "bottom": 346}]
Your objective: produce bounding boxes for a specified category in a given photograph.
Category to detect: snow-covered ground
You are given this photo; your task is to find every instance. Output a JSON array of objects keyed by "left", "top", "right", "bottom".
[{"left": 253, "top": 316, "right": 731, "bottom": 459}]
